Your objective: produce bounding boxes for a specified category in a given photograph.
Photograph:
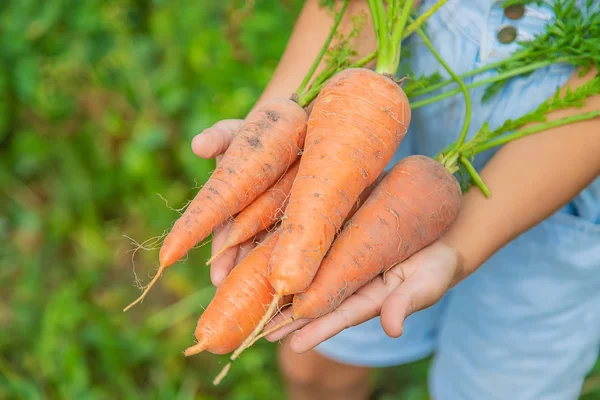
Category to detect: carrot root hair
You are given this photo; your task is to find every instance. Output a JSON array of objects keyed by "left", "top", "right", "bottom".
[
  {"left": 382, "top": 262, "right": 404, "bottom": 285},
  {"left": 183, "top": 341, "right": 207, "bottom": 357},
  {"left": 247, "top": 316, "right": 294, "bottom": 348},
  {"left": 205, "top": 244, "right": 230, "bottom": 266},
  {"left": 230, "top": 293, "right": 282, "bottom": 362},
  {"left": 123, "top": 264, "right": 165, "bottom": 312}
]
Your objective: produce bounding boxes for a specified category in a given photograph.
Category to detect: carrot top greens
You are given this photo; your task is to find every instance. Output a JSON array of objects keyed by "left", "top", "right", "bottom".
[
  {"left": 368, "top": 0, "right": 414, "bottom": 76},
  {"left": 407, "top": 0, "right": 600, "bottom": 107},
  {"left": 294, "top": 0, "right": 353, "bottom": 107},
  {"left": 296, "top": 0, "right": 446, "bottom": 106},
  {"left": 441, "top": 76, "right": 600, "bottom": 192},
  {"left": 399, "top": 0, "right": 600, "bottom": 195}
]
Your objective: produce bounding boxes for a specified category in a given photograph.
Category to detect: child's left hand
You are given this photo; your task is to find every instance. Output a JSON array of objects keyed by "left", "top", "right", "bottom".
[{"left": 264, "top": 239, "right": 463, "bottom": 353}]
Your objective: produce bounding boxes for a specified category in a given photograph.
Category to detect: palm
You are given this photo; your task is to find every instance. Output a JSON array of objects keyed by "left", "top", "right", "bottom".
[{"left": 265, "top": 240, "right": 461, "bottom": 353}]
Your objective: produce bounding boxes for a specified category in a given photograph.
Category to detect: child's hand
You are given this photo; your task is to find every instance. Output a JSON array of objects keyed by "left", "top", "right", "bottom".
[
  {"left": 191, "top": 119, "right": 260, "bottom": 287},
  {"left": 192, "top": 119, "right": 243, "bottom": 163},
  {"left": 263, "top": 240, "right": 462, "bottom": 352}
]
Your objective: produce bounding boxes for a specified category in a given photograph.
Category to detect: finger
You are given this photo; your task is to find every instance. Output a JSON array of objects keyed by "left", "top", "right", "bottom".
[
  {"left": 263, "top": 307, "right": 312, "bottom": 342},
  {"left": 254, "top": 230, "right": 269, "bottom": 243},
  {"left": 191, "top": 119, "right": 243, "bottom": 159},
  {"left": 380, "top": 252, "right": 455, "bottom": 338},
  {"left": 210, "top": 223, "right": 239, "bottom": 287},
  {"left": 289, "top": 272, "right": 404, "bottom": 354},
  {"left": 289, "top": 241, "right": 460, "bottom": 353}
]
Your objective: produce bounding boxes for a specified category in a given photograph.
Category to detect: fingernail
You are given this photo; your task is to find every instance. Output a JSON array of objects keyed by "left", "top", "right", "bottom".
[{"left": 211, "top": 271, "right": 224, "bottom": 287}]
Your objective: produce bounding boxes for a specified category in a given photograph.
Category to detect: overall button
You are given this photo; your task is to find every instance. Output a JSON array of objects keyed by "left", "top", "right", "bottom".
[
  {"left": 497, "top": 25, "right": 518, "bottom": 44},
  {"left": 504, "top": 4, "right": 526, "bottom": 20}
]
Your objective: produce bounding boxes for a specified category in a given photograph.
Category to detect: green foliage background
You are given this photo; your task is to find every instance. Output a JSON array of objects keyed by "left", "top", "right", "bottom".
[{"left": 0, "top": 0, "right": 598, "bottom": 399}]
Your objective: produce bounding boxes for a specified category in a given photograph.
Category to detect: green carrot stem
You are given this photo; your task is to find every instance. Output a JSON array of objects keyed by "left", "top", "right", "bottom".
[
  {"left": 368, "top": 0, "right": 382, "bottom": 39},
  {"left": 459, "top": 156, "right": 491, "bottom": 197},
  {"left": 375, "top": 0, "right": 414, "bottom": 75},
  {"left": 299, "top": 0, "right": 447, "bottom": 106},
  {"left": 439, "top": 110, "right": 600, "bottom": 196},
  {"left": 386, "top": 0, "right": 399, "bottom": 37},
  {"left": 390, "top": 0, "right": 414, "bottom": 61},
  {"left": 414, "top": 24, "right": 472, "bottom": 155},
  {"left": 349, "top": 0, "right": 449, "bottom": 70},
  {"left": 402, "top": 0, "right": 448, "bottom": 38},
  {"left": 296, "top": 0, "right": 350, "bottom": 96},
  {"left": 351, "top": 51, "right": 378, "bottom": 68},
  {"left": 464, "top": 110, "right": 600, "bottom": 156},
  {"left": 410, "top": 58, "right": 562, "bottom": 109},
  {"left": 312, "top": 64, "right": 337, "bottom": 88},
  {"left": 443, "top": 151, "right": 460, "bottom": 173},
  {"left": 368, "top": 0, "right": 388, "bottom": 58},
  {"left": 408, "top": 51, "right": 530, "bottom": 98},
  {"left": 296, "top": 84, "right": 321, "bottom": 108}
]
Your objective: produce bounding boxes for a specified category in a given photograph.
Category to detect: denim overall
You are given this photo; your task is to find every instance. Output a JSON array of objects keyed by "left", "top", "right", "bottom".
[{"left": 315, "top": 1, "right": 600, "bottom": 399}]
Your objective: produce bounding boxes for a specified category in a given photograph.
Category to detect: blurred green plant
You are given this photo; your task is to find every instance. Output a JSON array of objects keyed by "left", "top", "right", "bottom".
[
  {"left": 0, "top": 0, "right": 303, "bottom": 398},
  {"left": 0, "top": 0, "right": 598, "bottom": 399}
]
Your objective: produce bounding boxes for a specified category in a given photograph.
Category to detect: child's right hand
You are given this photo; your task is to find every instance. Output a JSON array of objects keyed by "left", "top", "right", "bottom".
[{"left": 191, "top": 119, "right": 261, "bottom": 287}]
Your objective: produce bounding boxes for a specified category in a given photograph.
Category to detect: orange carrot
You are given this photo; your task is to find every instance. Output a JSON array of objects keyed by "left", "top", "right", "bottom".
[
  {"left": 161, "top": 99, "right": 306, "bottom": 268},
  {"left": 206, "top": 159, "right": 300, "bottom": 265},
  {"left": 123, "top": 98, "right": 307, "bottom": 311},
  {"left": 183, "top": 231, "right": 281, "bottom": 357},
  {"left": 269, "top": 68, "right": 411, "bottom": 300},
  {"left": 263, "top": 155, "right": 461, "bottom": 334}
]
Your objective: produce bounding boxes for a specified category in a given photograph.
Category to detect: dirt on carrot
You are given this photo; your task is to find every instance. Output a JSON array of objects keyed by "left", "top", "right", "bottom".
[
  {"left": 160, "top": 99, "right": 307, "bottom": 269},
  {"left": 123, "top": 98, "right": 307, "bottom": 312}
]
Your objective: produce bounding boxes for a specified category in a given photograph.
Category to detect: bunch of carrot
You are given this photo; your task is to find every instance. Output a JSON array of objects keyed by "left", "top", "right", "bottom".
[
  {"left": 123, "top": 0, "right": 600, "bottom": 384},
  {"left": 180, "top": 0, "right": 456, "bottom": 382}
]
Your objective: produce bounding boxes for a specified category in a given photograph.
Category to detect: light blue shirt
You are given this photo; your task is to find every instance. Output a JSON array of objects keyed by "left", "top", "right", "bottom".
[{"left": 317, "top": 2, "right": 600, "bottom": 399}]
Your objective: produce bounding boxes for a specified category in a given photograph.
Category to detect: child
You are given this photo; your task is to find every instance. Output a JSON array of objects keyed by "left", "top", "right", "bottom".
[{"left": 192, "top": 1, "right": 600, "bottom": 399}]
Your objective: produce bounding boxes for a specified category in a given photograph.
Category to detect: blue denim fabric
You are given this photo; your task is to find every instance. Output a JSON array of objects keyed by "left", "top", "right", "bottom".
[{"left": 315, "top": 1, "right": 600, "bottom": 398}]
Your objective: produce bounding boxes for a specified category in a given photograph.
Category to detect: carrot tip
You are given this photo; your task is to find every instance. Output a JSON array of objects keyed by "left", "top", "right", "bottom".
[
  {"left": 183, "top": 342, "right": 206, "bottom": 357},
  {"left": 122, "top": 264, "right": 166, "bottom": 312},
  {"left": 205, "top": 245, "right": 230, "bottom": 266},
  {"left": 213, "top": 362, "right": 231, "bottom": 386}
]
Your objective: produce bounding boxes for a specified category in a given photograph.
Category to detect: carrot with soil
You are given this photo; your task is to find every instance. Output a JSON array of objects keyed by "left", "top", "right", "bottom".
[
  {"left": 123, "top": 0, "right": 360, "bottom": 311},
  {"left": 262, "top": 0, "right": 415, "bottom": 339},
  {"left": 223, "top": 0, "right": 425, "bottom": 368},
  {"left": 183, "top": 231, "right": 281, "bottom": 357},
  {"left": 122, "top": 99, "right": 307, "bottom": 312}
]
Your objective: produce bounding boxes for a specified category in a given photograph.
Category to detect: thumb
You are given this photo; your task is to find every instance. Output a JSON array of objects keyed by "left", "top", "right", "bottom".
[
  {"left": 378, "top": 272, "right": 424, "bottom": 338},
  {"left": 191, "top": 119, "right": 244, "bottom": 160},
  {"left": 379, "top": 244, "right": 459, "bottom": 338}
]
